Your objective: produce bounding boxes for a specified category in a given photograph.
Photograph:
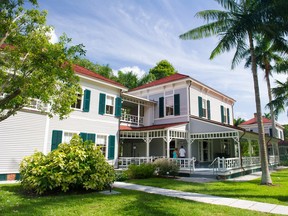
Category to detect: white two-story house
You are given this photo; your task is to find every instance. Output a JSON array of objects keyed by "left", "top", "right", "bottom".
[
  {"left": 0, "top": 64, "right": 127, "bottom": 181},
  {"left": 118, "top": 73, "right": 280, "bottom": 176}
]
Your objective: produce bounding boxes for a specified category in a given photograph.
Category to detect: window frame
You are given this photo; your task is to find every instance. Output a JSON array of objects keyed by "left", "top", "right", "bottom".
[
  {"left": 96, "top": 134, "right": 108, "bottom": 158},
  {"left": 71, "top": 91, "right": 83, "bottom": 110},
  {"left": 105, "top": 95, "right": 115, "bottom": 115},
  {"left": 62, "top": 130, "right": 78, "bottom": 143},
  {"left": 164, "top": 90, "right": 174, "bottom": 117}
]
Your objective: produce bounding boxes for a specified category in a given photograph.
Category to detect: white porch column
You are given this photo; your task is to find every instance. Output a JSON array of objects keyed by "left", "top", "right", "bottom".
[
  {"left": 248, "top": 139, "right": 252, "bottom": 157},
  {"left": 166, "top": 129, "right": 170, "bottom": 158},
  {"left": 146, "top": 133, "right": 150, "bottom": 157},
  {"left": 137, "top": 103, "right": 140, "bottom": 126}
]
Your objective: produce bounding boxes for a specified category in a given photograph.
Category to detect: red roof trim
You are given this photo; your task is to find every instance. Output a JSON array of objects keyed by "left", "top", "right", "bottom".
[
  {"left": 240, "top": 116, "right": 271, "bottom": 125},
  {"left": 73, "top": 64, "right": 126, "bottom": 89},
  {"left": 129, "top": 73, "right": 189, "bottom": 92},
  {"left": 120, "top": 122, "right": 189, "bottom": 131}
]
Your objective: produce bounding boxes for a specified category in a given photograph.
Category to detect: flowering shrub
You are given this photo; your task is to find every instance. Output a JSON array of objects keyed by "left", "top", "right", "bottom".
[
  {"left": 153, "top": 158, "right": 179, "bottom": 176},
  {"left": 20, "top": 135, "right": 115, "bottom": 195}
]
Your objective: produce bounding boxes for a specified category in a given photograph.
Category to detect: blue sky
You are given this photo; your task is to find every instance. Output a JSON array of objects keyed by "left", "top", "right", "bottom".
[{"left": 38, "top": 0, "right": 287, "bottom": 124}]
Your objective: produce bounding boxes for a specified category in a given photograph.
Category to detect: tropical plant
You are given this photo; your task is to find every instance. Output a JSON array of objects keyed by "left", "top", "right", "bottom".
[
  {"left": 20, "top": 135, "right": 115, "bottom": 195},
  {"left": 117, "top": 70, "right": 139, "bottom": 89},
  {"left": 237, "top": 35, "right": 288, "bottom": 136},
  {"left": 179, "top": 0, "right": 280, "bottom": 185},
  {"left": 0, "top": 0, "right": 85, "bottom": 122},
  {"left": 234, "top": 117, "right": 245, "bottom": 127}
]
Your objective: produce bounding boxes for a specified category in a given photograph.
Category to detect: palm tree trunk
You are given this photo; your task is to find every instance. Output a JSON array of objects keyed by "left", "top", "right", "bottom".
[
  {"left": 265, "top": 70, "right": 277, "bottom": 139},
  {"left": 248, "top": 31, "right": 272, "bottom": 185}
]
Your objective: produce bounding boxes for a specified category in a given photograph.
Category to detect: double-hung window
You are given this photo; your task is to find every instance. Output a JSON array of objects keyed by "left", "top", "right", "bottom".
[
  {"left": 165, "top": 95, "right": 174, "bottom": 116},
  {"left": 71, "top": 93, "right": 82, "bottom": 110},
  {"left": 202, "top": 99, "right": 207, "bottom": 118},
  {"left": 220, "top": 105, "right": 230, "bottom": 124},
  {"left": 63, "top": 131, "right": 77, "bottom": 143},
  {"left": 96, "top": 135, "right": 107, "bottom": 157},
  {"left": 106, "top": 95, "right": 114, "bottom": 115}
]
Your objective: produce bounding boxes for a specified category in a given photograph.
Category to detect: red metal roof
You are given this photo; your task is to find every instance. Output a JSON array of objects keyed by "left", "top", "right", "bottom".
[
  {"left": 73, "top": 64, "right": 126, "bottom": 89},
  {"left": 129, "top": 73, "right": 189, "bottom": 92},
  {"left": 120, "top": 122, "right": 188, "bottom": 131},
  {"left": 240, "top": 116, "right": 271, "bottom": 125}
]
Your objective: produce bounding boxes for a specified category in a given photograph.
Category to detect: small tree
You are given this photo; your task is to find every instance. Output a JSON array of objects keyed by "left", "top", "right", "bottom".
[{"left": 0, "top": 0, "right": 85, "bottom": 122}]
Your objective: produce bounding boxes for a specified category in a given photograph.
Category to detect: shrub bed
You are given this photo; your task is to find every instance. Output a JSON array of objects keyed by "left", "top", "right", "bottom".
[
  {"left": 154, "top": 158, "right": 179, "bottom": 177},
  {"left": 20, "top": 135, "right": 115, "bottom": 195}
]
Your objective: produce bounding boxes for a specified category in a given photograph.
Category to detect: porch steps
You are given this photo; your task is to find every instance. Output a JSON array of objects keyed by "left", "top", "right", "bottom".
[{"left": 178, "top": 168, "right": 216, "bottom": 179}]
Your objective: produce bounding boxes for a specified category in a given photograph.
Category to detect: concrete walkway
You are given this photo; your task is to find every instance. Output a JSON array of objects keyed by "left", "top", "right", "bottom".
[{"left": 113, "top": 181, "right": 288, "bottom": 215}]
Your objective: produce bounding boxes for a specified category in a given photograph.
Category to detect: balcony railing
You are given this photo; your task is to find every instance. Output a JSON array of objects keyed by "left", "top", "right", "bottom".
[{"left": 121, "top": 113, "right": 144, "bottom": 125}]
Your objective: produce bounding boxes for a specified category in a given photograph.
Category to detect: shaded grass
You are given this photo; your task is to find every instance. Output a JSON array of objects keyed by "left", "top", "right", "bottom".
[
  {"left": 127, "top": 168, "right": 288, "bottom": 206},
  {"left": 0, "top": 183, "right": 276, "bottom": 215}
]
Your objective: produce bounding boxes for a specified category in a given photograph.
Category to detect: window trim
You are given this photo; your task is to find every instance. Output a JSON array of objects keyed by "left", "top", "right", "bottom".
[
  {"left": 62, "top": 130, "right": 79, "bottom": 143},
  {"left": 105, "top": 94, "right": 115, "bottom": 116},
  {"left": 71, "top": 90, "right": 84, "bottom": 111},
  {"left": 96, "top": 134, "right": 108, "bottom": 158}
]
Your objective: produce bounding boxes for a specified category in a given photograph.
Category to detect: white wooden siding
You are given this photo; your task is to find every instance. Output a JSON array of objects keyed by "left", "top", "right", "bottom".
[{"left": 0, "top": 111, "right": 47, "bottom": 173}]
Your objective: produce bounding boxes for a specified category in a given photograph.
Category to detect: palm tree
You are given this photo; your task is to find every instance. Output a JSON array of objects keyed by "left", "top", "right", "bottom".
[
  {"left": 179, "top": 0, "right": 273, "bottom": 184},
  {"left": 269, "top": 79, "right": 288, "bottom": 116},
  {"left": 234, "top": 117, "right": 245, "bottom": 127},
  {"left": 237, "top": 35, "right": 288, "bottom": 138}
]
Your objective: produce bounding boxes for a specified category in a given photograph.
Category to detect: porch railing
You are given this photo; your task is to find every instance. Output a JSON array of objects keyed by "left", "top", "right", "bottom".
[
  {"left": 118, "top": 156, "right": 196, "bottom": 171},
  {"left": 269, "top": 155, "right": 280, "bottom": 165},
  {"left": 211, "top": 156, "right": 261, "bottom": 172},
  {"left": 121, "top": 113, "right": 144, "bottom": 125}
]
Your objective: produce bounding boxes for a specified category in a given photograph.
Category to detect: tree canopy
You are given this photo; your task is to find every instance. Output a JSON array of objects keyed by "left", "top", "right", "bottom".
[
  {"left": 149, "top": 60, "right": 177, "bottom": 80},
  {"left": 0, "top": 0, "right": 85, "bottom": 122}
]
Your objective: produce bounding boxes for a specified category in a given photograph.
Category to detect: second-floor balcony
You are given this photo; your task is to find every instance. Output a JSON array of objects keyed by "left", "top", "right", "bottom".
[{"left": 121, "top": 113, "right": 144, "bottom": 125}]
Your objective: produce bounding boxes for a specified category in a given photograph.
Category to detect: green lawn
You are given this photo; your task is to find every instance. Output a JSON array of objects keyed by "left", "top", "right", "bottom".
[
  {"left": 0, "top": 183, "right": 275, "bottom": 216},
  {"left": 127, "top": 168, "right": 288, "bottom": 206}
]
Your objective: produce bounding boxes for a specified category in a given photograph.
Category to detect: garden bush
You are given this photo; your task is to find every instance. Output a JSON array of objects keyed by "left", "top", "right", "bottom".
[
  {"left": 19, "top": 135, "right": 115, "bottom": 195},
  {"left": 115, "top": 170, "right": 129, "bottom": 181},
  {"left": 153, "top": 158, "right": 179, "bottom": 176},
  {"left": 125, "top": 163, "right": 155, "bottom": 179}
]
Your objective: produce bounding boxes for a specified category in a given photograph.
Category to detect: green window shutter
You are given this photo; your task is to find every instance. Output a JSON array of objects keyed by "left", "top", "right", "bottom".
[
  {"left": 87, "top": 133, "right": 96, "bottom": 143},
  {"left": 227, "top": 108, "right": 230, "bottom": 124},
  {"left": 174, "top": 94, "right": 180, "bottom": 116},
  {"left": 83, "top": 89, "right": 91, "bottom": 112},
  {"left": 99, "top": 93, "right": 106, "bottom": 115},
  {"left": 115, "top": 97, "right": 122, "bottom": 117},
  {"left": 0, "top": 174, "right": 7, "bottom": 181},
  {"left": 221, "top": 105, "right": 224, "bottom": 123},
  {"left": 80, "top": 132, "right": 88, "bottom": 141},
  {"left": 51, "top": 130, "right": 62, "bottom": 151},
  {"left": 207, "top": 100, "right": 211, "bottom": 120},
  {"left": 108, "top": 135, "right": 115, "bottom": 160},
  {"left": 159, "top": 97, "right": 164, "bottom": 118},
  {"left": 198, "top": 96, "right": 203, "bottom": 117}
]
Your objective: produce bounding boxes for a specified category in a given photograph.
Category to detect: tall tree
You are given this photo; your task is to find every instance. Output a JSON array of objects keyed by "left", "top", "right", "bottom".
[
  {"left": 238, "top": 35, "right": 288, "bottom": 138},
  {"left": 117, "top": 70, "right": 138, "bottom": 90},
  {"left": 149, "top": 60, "right": 177, "bottom": 80},
  {"left": 179, "top": 0, "right": 274, "bottom": 185},
  {"left": 73, "top": 58, "right": 116, "bottom": 80},
  {"left": 0, "top": 0, "right": 85, "bottom": 122}
]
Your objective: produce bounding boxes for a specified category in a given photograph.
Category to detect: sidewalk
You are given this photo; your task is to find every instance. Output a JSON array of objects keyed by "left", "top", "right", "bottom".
[{"left": 113, "top": 181, "right": 288, "bottom": 215}]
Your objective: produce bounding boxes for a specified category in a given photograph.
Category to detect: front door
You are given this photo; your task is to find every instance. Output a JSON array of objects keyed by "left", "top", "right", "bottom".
[{"left": 199, "top": 140, "right": 212, "bottom": 162}]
